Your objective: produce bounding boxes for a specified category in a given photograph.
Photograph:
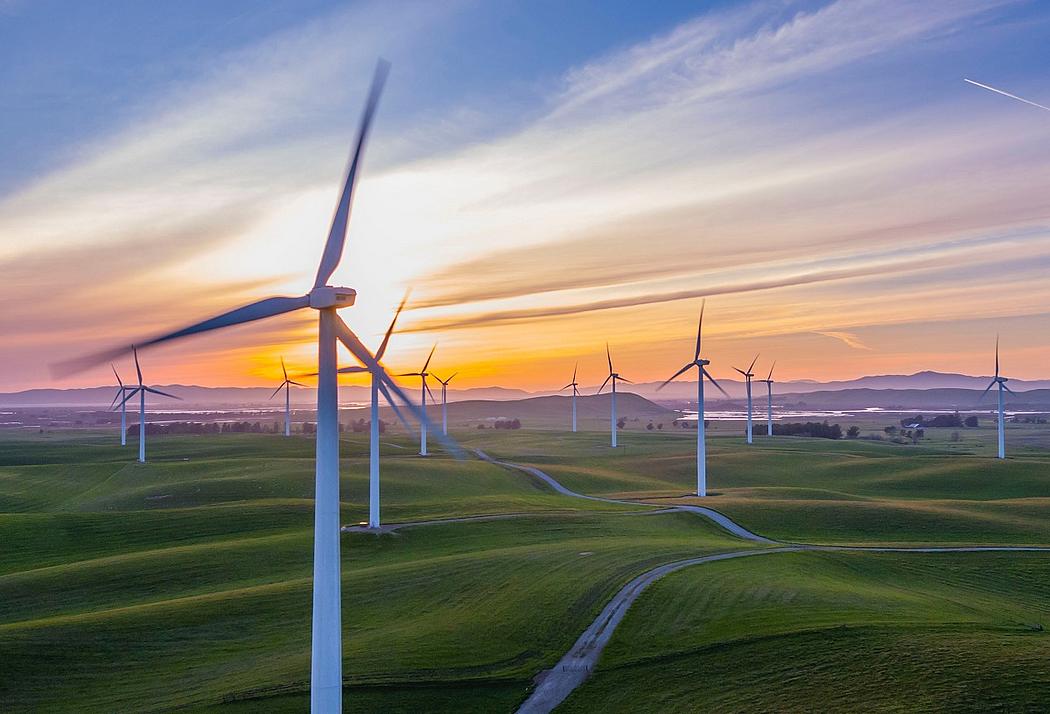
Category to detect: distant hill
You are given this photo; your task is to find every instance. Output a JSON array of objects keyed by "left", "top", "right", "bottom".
[{"left": 773, "top": 387, "right": 1050, "bottom": 411}]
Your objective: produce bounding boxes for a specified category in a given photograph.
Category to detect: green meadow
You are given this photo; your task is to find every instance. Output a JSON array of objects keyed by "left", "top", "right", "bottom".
[{"left": 2, "top": 423, "right": 1049, "bottom": 711}]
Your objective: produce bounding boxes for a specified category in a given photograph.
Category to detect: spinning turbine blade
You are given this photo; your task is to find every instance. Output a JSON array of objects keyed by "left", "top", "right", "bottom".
[
  {"left": 424, "top": 381, "right": 436, "bottom": 403},
  {"left": 766, "top": 361, "right": 776, "bottom": 381},
  {"left": 658, "top": 363, "right": 694, "bottom": 391},
  {"left": 597, "top": 374, "right": 611, "bottom": 394},
  {"left": 606, "top": 343, "right": 613, "bottom": 373},
  {"left": 703, "top": 368, "right": 731, "bottom": 398},
  {"left": 144, "top": 387, "right": 181, "bottom": 400},
  {"left": 694, "top": 299, "right": 705, "bottom": 360},
  {"left": 995, "top": 335, "right": 1000, "bottom": 378},
  {"left": 314, "top": 59, "right": 390, "bottom": 288},
  {"left": 421, "top": 344, "right": 436, "bottom": 373},
  {"left": 270, "top": 384, "right": 285, "bottom": 400},
  {"left": 377, "top": 381, "right": 412, "bottom": 432},
  {"left": 375, "top": 292, "right": 408, "bottom": 362},
  {"left": 572, "top": 362, "right": 578, "bottom": 384},
  {"left": 112, "top": 364, "right": 123, "bottom": 389},
  {"left": 1003, "top": 383, "right": 1016, "bottom": 394},
  {"left": 116, "top": 387, "right": 141, "bottom": 409},
  {"left": 336, "top": 367, "right": 368, "bottom": 375},
  {"left": 133, "top": 347, "right": 143, "bottom": 386},
  {"left": 281, "top": 357, "right": 288, "bottom": 382},
  {"left": 733, "top": 367, "right": 747, "bottom": 377},
  {"left": 747, "top": 353, "right": 760, "bottom": 374},
  {"left": 289, "top": 380, "right": 309, "bottom": 387},
  {"left": 618, "top": 376, "right": 633, "bottom": 384},
  {"left": 977, "top": 380, "right": 996, "bottom": 404}
]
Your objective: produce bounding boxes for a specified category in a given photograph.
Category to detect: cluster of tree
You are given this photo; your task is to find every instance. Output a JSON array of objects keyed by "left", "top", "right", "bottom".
[
  {"left": 645, "top": 422, "right": 665, "bottom": 430},
  {"left": 772, "top": 421, "right": 843, "bottom": 439},
  {"left": 675, "top": 420, "right": 710, "bottom": 429},
  {"left": 347, "top": 418, "right": 387, "bottom": 433},
  {"left": 1012, "top": 415, "right": 1048, "bottom": 424},
  {"left": 616, "top": 418, "right": 626, "bottom": 430},
  {"left": 492, "top": 419, "right": 521, "bottom": 430},
  {"left": 126, "top": 421, "right": 285, "bottom": 436},
  {"left": 898, "top": 413, "right": 980, "bottom": 428}
]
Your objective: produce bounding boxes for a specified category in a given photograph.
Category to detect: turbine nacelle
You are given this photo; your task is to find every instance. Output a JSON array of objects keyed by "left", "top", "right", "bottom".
[{"left": 309, "top": 286, "right": 358, "bottom": 309}]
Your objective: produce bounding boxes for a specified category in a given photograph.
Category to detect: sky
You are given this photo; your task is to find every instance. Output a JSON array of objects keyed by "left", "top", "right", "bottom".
[{"left": 1, "top": 0, "right": 1049, "bottom": 392}]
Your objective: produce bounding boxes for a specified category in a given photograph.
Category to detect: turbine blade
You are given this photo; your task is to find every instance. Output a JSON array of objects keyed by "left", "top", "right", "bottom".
[
  {"left": 144, "top": 387, "right": 181, "bottom": 400},
  {"left": 288, "top": 380, "right": 309, "bottom": 387},
  {"left": 447, "top": 372, "right": 458, "bottom": 383},
  {"left": 110, "top": 388, "right": 122, "bottom": 409},
  {"left": 561, "top": 383, "right": 574, "bottom": 391},
  {"left": 376, "top": 290, "right": 409, "bottom": 362},
  {"left": 767, "top": 361, "right": 776, "bottom": 381},
  {"left": 281, "top": 357, "right": 288, "bottom": 381},
  {"left": 618, "top": 376, "right": 633, "bottom": 384},
  {"left": 995, "top": 335, "right": 1000, "bottom": 378},
  {"left": 606, "top": 343, "right": 613, "bottom": 373},
  {"left": 657, "top": 363, "right": 694, "bottom": 391},
  {"left": 313, "top": 59, "right": 390, "bottom": 288},
  {"left": 332, "top": 315, "right": 464, "bottom": 458},
  {"left": 53, "top": 295, "right": 311, "bottom": 375},
  {"left": 695, "top": 299, "right": 705, "bottom": 360},
  {"left": 733, "top": 367, "right": 747, "bottom": 377},
  {"left": 703, "top": 368, "right": 731, "bottom": 398},
  {"left": 748, "top": 353, "right": 760, "bottom": 374},
  {"left": 424, "top": 380, "right": 436, "bottom": 403},
  {"left": 115, "top": 387, "right": 140, "bottom": 409},
  {"left": 111, "top": 364, "right": 123, "bottom": 388},
  {"left": 572, "top": 362, "right": 578, "bottom": 384},
  {"left": 133, "top": 346, "right": 143, "bottom": 386},
  {"left": 270, "top": 384, "right": 285, "bottom": 399},
  {"left": 336, "top": 367, "right": 368, "bottom": 375},
  {"left": 976, "top": 380, "right": 996, "bottom": 404},
  {"left": 1003, "top": 382, "right": 1016, "bottom": 395},
  {"left": 422, "top": 344, "right": 436, "bottom": 373},
  {"left": 596, "top": 374, "right": 611, "bottom": 394},
  {"left": 376, "top": 380, "right": 412, "bottom": 431}
]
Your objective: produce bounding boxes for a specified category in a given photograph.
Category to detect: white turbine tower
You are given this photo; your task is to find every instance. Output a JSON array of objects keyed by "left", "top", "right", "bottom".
[
  {"left": 657, "top": 300, "right": 730, "bottom": 497},
  {"left": 432, "top": 372, "right": 458, "bottom": 436},
  {"left": 978, "top": 337, "right": 1014, "bottom": 460},
  {"left": 55, "top": 62, "right": 459, "bottom": 713},
  {"left": 271, "top": 357, "right": 306, "bottom": 437},
  {"left": 561, "top": 363, "right": 580, "bottom": 433},
  {"left": 757, "top": 361, "right": 776, "bottom": 437},
  {"left": 115, "top": 347, "right": 180, "bottom": 463},
  {"left": 733, "top": 354, "right": 760, "bottom": 445},
  {"left": 400, "top": 345, "right": 436, "bottom": 455},
  {"left": 109, "top": 365, "right": 133, "bottom": 446},
  {"left": 597, "top": 344, "right": 631, "bottom": 448}
]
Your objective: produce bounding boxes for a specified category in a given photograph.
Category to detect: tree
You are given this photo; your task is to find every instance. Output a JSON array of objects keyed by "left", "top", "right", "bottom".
[
  {"left": 646, "top": 422, "right": 654, "bottom": 431},
  {"left": 884, "top": 425, "right": 898, "bottom": 436},
  {"left": 964, "top": 416, "right": 979, "bottom": 428},
  {"left": 616, "top": 418, "right": 626, "bottom": 430},
  {"left": 657, "top": 423, "right": 664, "bottom": 430},
  {"left": 846, "top": 425, "right": 861, "bottom": 439}
]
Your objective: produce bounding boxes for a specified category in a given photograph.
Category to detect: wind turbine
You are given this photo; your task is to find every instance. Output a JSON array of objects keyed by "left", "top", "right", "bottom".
[
  {"left": 110, "top": 365, "right": 133, "bottom": 446},
  {"left": 757, "top": 361, "right": 776, "bottom": 437},
  {"left": 657, "top": 300, "right": 729, "bottom": 497},
  {"left": 115, "top": 347, "right": 180, "bottom": 463},
  {"left": 978, "top": 337, "right": 1014, "bottom": 460},
  {"left": 432, "top": 371, "right": 458, "bottom": 436},
  {"left": 733, "top": 354, "right": 760, "bottom": 445},
  {"left": 271, "top": 357, "right": 306, "bottom": 437},
  {"left": 400, "top": 345, "right": 436, "bottom": 455},
  {"left": 597, "top": 344, "right": 631, "bottom": 448},
  {"left": 562, "top": 363, "right": 580, "bottom": 433},
  {"left": 54, "top": 62, "right": 459, "bottom": 713}
]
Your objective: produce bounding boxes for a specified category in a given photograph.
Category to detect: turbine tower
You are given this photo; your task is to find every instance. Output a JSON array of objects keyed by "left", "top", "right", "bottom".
[
  {"left": 110, "top": 365, "right": 133, "bottom": 446},
  {"left": 432, "top": 371, "right": 458, "bottom": 435},
  {"left": 54, "top": 62, "right": 460, "bottom": 714},
  {"left": 270, "top": 357, "right": 306, "bottom": 437},
  {"left": 733, "top": 354, "right": 759, "bottom": 445},
  {"left": 562, "top": 363, "right": 580, "bottom": 433},
  {"left": 657, "top": 300, "right": 729, "bottom": 497},
  {"left": 115, "top": 347, "right": 180, "bottom": 463},
  {"left": 400, "top": 345, "right": 436, "bottom": 455},
  {"left": 757, "top": 361, "right": 776, "bottom": 437},
  {"left": 597, "top": 344, "right": 631, "bottom": 448},
  {"left": 978, "top": 337, "right": 1014, "bottom": 460}
]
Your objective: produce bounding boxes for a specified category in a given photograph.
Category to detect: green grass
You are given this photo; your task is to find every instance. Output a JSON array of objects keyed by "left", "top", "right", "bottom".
[{"left": 560, "top": 550, "right": 1050, "bottom": 712}]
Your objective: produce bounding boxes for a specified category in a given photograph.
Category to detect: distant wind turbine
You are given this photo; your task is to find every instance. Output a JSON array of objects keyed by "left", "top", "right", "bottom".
[
  {"left": 400, "top": 345, "right": 437, "bottom": 455},
  {"left": 658, "top": 300, "right": 730, "bottom": 497},
  {"left": 964, "top": 78, "right": 1050, "bottom": 113},
  {"left": 597, "top": 344, "right": 631, "bottom": 448},
  {"left": 733, "top": 354, "right": 760, "bottom": 445},
  {"left": 756, "top": 361, "right": 776, "bottom": 437},
  {"left": 432, "top": 371, "right": 458, "bottom": 436},
  {"left": 271, "top": 357, "right": 306, "bottom": 437},
  {"left": 978, "top": 336, "right": 1014, "bottom": 460},
  {"left": 562, "top": 363, "right": 580, "bottom": 433},
  {"left": 55, "top": 61, "right": 460, "bottom": 714},
  {"left": 110, "top": 365, "right": 133, "bottom": 446},
  {"left": 115, "top": 347, "right": 180, "bottom": 463}
]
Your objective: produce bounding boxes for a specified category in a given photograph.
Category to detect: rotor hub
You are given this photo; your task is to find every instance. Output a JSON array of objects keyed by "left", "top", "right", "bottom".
[{"left": 309, "top": 286, "right": 357, "bottom": 309}]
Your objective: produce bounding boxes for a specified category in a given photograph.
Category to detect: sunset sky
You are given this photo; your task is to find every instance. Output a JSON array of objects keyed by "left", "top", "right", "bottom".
[{"left": 2, "top": 0, "right": 1049, "bottom": 392}]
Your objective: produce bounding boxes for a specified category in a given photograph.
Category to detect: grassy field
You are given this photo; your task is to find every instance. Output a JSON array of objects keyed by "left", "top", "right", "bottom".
[
  {"left": 2, "top": 423, "right": 1050, "bottom": 711},
  {"left": 560, "top": 549, "right": 1050, "bottom": 712}
]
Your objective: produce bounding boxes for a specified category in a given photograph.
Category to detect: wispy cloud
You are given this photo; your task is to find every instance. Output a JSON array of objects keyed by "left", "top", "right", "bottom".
[{"left": 815, "top": 331, "right": 873, "bottom": 350}]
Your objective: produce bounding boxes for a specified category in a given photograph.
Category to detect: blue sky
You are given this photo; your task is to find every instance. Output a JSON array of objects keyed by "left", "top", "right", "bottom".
[{"left": 1, "top": 0, "right": 1049, "bottom": 390}]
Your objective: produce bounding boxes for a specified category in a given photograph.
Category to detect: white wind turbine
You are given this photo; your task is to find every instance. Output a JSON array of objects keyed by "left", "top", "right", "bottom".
[
  {"left": 55, "top": 62, "right": 459, "bottom": 713},
  {"left": 400, "top": 345, "right": 436, "bottom": 455},
  {"left": 115, "top": 347, "right": 180, "bottom": 463},
  {"left": 978, "top": 336, "right": 1014, "bottom": 460},
  {"left": 109, "top": 364, "right": 133, "bottom": 446},
  {"left": 756, "top": 361, "right": 776, "bottom": 437},
  {"left": 432, "top": 371, "right": 458, "bottom": 436},
  {"left": 733, "top": 354, "right": 760, "bottom": 445},
  {"left": 270, "top": 357, "right": 306, "bottom": 437},
  {"left": 657, "top": 300, "right": 730, "bottom": 497},
  {"left": 597, "top": 344, "right": 631, "bottom": 448},
  {"left": 561, "top": 363, "right": 580, "bottom": 433}
]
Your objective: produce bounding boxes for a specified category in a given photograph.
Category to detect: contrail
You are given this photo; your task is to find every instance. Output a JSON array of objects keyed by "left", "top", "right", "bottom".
[{"left": 964, "top": 78, "right": 1050, "bottom": 113}]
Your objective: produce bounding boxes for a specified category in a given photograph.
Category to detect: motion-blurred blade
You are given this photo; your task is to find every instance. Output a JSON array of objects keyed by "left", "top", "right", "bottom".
[
  {"left": 424, "top": 380, "right": 436, "bottom": 403},
  {"left": 1003, "top": 383, "right": 1015, "bottom": 395},
  {"left": 376, "top": 291, "right": 408, "bottom": 362},
  {"left": 112, "top": 364, "right": 123, "bottom": 389},
  {"left": 703, "top": 368, "right": 731, "bottom": 398},
  {"left": 977, "top": 380, "right": 996, "bottom": 404},
  {"left": 314, "top": 59, "right": 390, "bottom": 289},
  {"left": 596, "top": 374, "right": 611, "bottom": 394},
  {"left": 331, "top": 315, "right": 464, "bottom": 458},
  {"left": 694, "top": 299, "right": 706, "bottom": 360},
  {"left": 109, "top": 388, "right": 123, "bottom": 409},
  {"left": 377, "top": 381, "right": 412, "bottom": 432},
  {"left": 606, "top": 343, "right": 613, "bottom": 373},
  {"left": 657, "top": 363, "right": 694, "bottom": 391},
  {"left": 144, "top": 387, "right": 181, "bottom": 400},
  {"left": 270, "top": 383, "right": 285, "bottom": 400},
  {"left": 281, "top": 357, "right": 288, "bottom": 382},
  {"left": 53, "top": 295, "right": 312, "bottom": 376},
  {"left": 336, "top": 367, "right": 368, "bottom": 375},
  {"left": 133, "top": 346, "right": 143, "bottom": 386}
]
